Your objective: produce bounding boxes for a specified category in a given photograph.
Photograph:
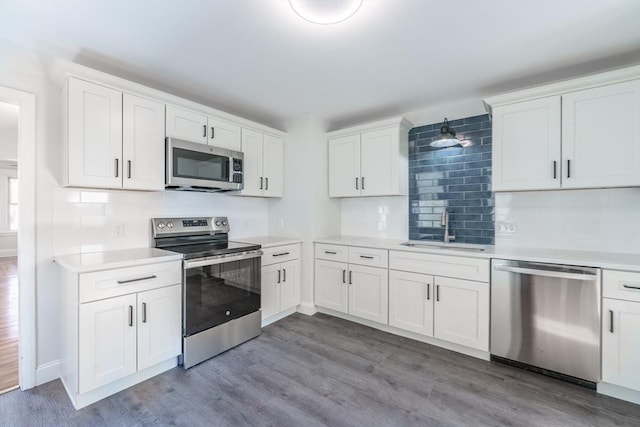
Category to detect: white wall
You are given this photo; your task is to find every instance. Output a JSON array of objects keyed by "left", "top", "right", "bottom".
[
  {"left": 268, "top": 115, "right": 341, "bottom": 306},
  {"left": 0, "top": 166, "right": 18, "bottom": 256},
  {"left": 0, "top": 38, "right": 269, "bottom": 379},
  {"left": 341, "top": 196, "right": 408, "bottom": 239},
  {"left": 0, "top": 101, "right": 19, "bottom": 161},
  {"left": 495, "top": 188, "right": 640, "bottom": 254}
]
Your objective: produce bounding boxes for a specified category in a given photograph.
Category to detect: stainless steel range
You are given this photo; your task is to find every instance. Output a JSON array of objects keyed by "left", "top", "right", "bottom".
[{"left": 151, "top": 216, "right": 262, "bottom": 368}]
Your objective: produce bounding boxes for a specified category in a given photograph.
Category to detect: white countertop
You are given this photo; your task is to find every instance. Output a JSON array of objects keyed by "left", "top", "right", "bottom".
[
  {"left": 315, "top": 235, "right": 640, "bottom": 272},
  {"left": 54, "top": 247, "right": 183, "bottom": 273},
  {"left": 236, "top": 236, "right": 302, "bottom": 249}
]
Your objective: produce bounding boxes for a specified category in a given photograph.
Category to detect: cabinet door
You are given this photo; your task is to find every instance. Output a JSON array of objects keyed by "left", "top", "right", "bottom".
[
  {"left": 137, "top": 285, "right": 182, "bottom": 371},
  {"left": 360, "top": 127, "right": 399, "bottom": 196},
  {"left": 207, "top": 116, "right": 241, "bottom": 151},
  {"left": 433, "top": 276, "right": 489, "bottom": 351},
  {"left": 122, "top": 94, "right": 165, "bottom": 191},
  {"left": 314, "top": 259, "right": 348, "bottom": 313},
  {"left": 79, "top": 294, "right": 137, "bottom": 394},
  {"left": 389, "top": 270, "right": 433, "bottom": 336},
  {"left": 562, "top": 80, "right": 640, "bottom": 189},
  {"left": 240, "top": 128, "right": 264, "bottom": 196},
  {"left": 165, "top": 105, "right": 207, "bottom": 143},
  {"left": 348, "top": 264, "right": 388, "bottom": 324},
  {"left": 261, "top": 264, "right": 281, "bottom": 319},
  {"left": 602, "top": 298, "right": 640, "bottom": 391},
  {"left": 68, "top": 78, "right": 123, "bottom": 189},
  {"left": 492, "top": 96, "right": 561, "bottom": 191},
  {"left": 329, "top": 134, "right": 361, "bottom": 197},
  {"left": 263, "top": 135, "right": 284, "bottom": 198},
  {"left": 280, "top": 259, "right": 300, "bottom": 311}
]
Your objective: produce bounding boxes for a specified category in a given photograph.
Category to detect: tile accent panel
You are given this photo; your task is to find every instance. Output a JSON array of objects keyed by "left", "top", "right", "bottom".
[{"left": 408, "top": 114, "right": 494, "bottom": 244}]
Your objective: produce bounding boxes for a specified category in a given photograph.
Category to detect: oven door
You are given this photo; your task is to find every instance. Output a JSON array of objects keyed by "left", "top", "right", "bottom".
[
  {"left": 166, "top": 137, "right": 243, "bottom": 191},
  {"left": 182, "top": 250, "right": 262, "bottom": 337}
]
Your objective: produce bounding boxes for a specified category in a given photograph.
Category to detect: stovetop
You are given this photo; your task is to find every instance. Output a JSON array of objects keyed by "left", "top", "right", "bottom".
[{"left": 162, "top": 240, "right": 261, "bottom": 260}]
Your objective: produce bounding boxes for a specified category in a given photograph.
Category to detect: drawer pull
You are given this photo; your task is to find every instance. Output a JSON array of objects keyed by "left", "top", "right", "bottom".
[
  {"left": 117, "top": 275, "right": 157, "bottom": 285},
  {"left": 324, "top": 251, "right": 337, "bottom": 255},
  {"left": 273, "top": 252, "right": 290, "bottom": 257},
  {"left": 622, "top": 283, "right": 640, "bottom": 290},
  {"left": 360, "top": 255, "right": 374, "bottom": 259},
  {"left": 128, "top": 305, "right": 133, "bottom": 327}
]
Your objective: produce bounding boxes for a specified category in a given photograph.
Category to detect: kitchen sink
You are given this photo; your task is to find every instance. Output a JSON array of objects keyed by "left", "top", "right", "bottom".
[{"left": 401, "top": 242, "right": 486, "bottom": 252}]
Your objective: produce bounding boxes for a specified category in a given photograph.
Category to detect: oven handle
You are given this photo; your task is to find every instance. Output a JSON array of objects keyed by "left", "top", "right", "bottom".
[{"left": 184, "top": 250, "right": 263, "bottom": 269}]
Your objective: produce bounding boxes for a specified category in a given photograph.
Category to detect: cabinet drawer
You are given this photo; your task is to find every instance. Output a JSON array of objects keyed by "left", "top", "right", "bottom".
[
  {"left": 79, "top": 261, "right": 182, "bottom": 303},
  {"left": 315, "top": 243, "right": 348, "bottom": 263},
  {"left": 603, "top": 270, "right": 640, "bottom": 302},
  {"left": 389, "top": 250, "right": 489, "bottom": 282},
  {"left": 348, "top": 246, "right": 388, "bottom": 268},
  {"left": 262, "top": 244, "right": 300, "bottom": 266}
]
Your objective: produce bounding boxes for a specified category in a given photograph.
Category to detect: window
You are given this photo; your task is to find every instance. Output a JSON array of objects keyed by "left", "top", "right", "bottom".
[{"left": 9, "top": 177, "right": 18, "bottom": 231}]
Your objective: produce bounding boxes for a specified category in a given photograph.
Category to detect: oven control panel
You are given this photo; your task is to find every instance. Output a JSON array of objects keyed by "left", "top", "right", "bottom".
[{"left": 151, "top": 216, "right": 230, "bottom": 237}]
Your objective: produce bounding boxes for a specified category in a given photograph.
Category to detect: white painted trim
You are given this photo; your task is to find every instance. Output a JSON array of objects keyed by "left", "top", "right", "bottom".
[
  {"left": 0, "top": 86, "right": 37, "bottom": 391},
  {"left": 0, "top": 231, "right": 17, "bottom": 237},
  {"left": 483, "top": 64, "right": 640, "bottom": 109},
  {"left": 326, "top": 116, "right": 414, "bottom": 137},
  {"left": 296, "top": 301, "right": 317, "bottom": 316},
  {"left": 597, "top": 382, "right": 640, "bottom": 405},
  {"left": 35, "top": 359, "right": 60, "bottom": 386},
  {"left": 261, "top": 306, "right": 297, "bottom": 327},
  {"left": 0, "top": 249, "right": 17, "bottom": 257},
  {"left": 316, "top": 307, "right": 490, "bottom": 361}
]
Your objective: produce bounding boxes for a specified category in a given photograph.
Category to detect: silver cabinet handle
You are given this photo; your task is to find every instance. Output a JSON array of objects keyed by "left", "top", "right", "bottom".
[
  {"left": 128, "top": 305, "right": 133, "bottom": 327},
  {"left": 325, "top": 251, "right": 337, "bottom": 255},
  {"left": 260, "top": 177, "right": 264, "bottom": 190},
  {"left": 127, "top": 160, "right": 132, "bottom": 179},
  {"left": 349, "top": 270, "right": 352, "bottom": 285},
  {"left": 567, "top": 159, "right": 571, "bottom": 178},
  {"left": 277, "top": 269, "right": 281, "bottom": 284},
  {"left": 623, "top": 283, "right": 640, "bottom": 290},
  {"left": 114, "top": 158, "right": 119, "bottom": 177},
  {"left": 283, "top": 268, "right": 286, "bottom": 282},
  {"left": 211, "top": 126, "right": 215, "bottom": 139},
  {"left": 362, "top": 176, "right": 365, "bottom": 190},
  {"left": 609, "top": 309, "right": 614, "bottom": 333},
  {"left": 342, "top": 269, "right": 346, "bottom": 284},
  {"left": 427, "top": 283, "right": 430, "bottom": 300},
  {"left": 553, "top": 161, "right": 557, "bottom": 179},
  {"left": 203, "top": 124, "right": 207, "bottom": 138},
  {"left": 142, "top": 302, "right": 147, "bottom": 323},
  {"left": 117, "top": 275, "right": 157, "bottom": 285},
  {"left": 265, "top": 177, "right": 269, "bottom": 191},
  {"left": 436, "top": 285, "right": 440, "bottom": 302},
  {"left": 360, "top": 255, "right": 374, "bottom": 259},
  {"left": 355, "top": 177, "right": 359, "bottom": 190},
  {"left": 273, "top": 252, "right": 290, "bottom": 257}
]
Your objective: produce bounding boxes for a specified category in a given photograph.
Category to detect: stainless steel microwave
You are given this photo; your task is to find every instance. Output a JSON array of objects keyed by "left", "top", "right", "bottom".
[{"left": 165, "top": 137, "right": 243, "bottom": 192}]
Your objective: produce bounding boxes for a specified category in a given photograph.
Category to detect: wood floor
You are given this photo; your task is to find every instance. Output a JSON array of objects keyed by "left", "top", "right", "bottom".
[
  {"left": 0, "top": 256, "right": 18, "bottom": 394},
  {"left": 1, "top": 312, "right": 638, "bottom": 426}
]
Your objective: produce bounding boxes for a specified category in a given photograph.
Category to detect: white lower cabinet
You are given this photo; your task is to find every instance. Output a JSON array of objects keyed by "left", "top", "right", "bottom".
[
  {"left": 261, "top": 243, "right": 301, "bottom": 323},
  {"left": 602, "top": 298, "right": 640, "bottom": 391},
  {"left": 315, "top": 245, "right": 388, "bottom": 325},
  {"left": 58, "top": 258, "right": 182, "bottom": 409},
  {"left": 389, "top": 271, "right": 489, "bottom": 351}
]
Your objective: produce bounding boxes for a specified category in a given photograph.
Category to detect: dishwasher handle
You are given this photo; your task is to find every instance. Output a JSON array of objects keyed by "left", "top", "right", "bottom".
[{"left": 493, "top": 263, "right": 598, "bottom": 281}]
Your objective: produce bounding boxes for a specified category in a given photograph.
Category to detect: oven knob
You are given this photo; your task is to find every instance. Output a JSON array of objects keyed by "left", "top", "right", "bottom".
[
  {"left": 167, "top": 221, "right": 174, "bottom": 228},
  {"left": 222, "top": 220, "right": 228, "bottom": 226},
  {"left": 226, "top": 311, "right": 231, "bottom": 316},
  {"left": 215, "top": 220, "right": 222, "bottom": 227},
  {"left": 157, "top": 222, "right": 165, "bottom": 229}
]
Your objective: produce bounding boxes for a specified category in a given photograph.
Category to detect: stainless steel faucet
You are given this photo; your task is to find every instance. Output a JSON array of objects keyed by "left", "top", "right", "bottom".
[{"left": 441, "top": 208, "right": 455, "bottom": 244}]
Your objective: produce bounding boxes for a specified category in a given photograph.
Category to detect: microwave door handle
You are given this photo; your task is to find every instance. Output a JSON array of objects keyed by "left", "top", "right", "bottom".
[{"left": 229, "top": 157, "right": 234, "bottom": 182}]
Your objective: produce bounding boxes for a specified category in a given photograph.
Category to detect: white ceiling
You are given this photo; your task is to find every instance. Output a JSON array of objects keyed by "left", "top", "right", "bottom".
[{"left": 1, "top": 0, "right": 639, "bottom": 130}]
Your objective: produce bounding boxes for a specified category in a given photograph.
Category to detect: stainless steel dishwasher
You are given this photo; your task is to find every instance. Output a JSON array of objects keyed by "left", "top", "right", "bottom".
[{"left": 491, "top": 259, "right": 601, "bottom": 385}]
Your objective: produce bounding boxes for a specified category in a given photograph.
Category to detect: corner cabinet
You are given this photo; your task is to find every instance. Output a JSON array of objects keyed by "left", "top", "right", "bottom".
[
  {"left": 260, "top": 243, "right": 301, "bottom": 325},
  {"left": 328, "top": 117, "right": 412, "bottom": 198},
  {"left": 486, "top": 67, "right": 640, "bottom": 192},
  {"left": 58, "top": 257, "right": 182, "bottom": 409},
  {"left": 239, "top": 128, "right": 284, "bottom": 198},
  {"left": 64, "top": 77, "right": 165, "bottom": 191}
]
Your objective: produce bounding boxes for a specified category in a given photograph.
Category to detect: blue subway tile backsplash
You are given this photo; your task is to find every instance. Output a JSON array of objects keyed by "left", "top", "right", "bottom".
[{"left": 408, "top": 114, "right": 494, "bottom": 245}]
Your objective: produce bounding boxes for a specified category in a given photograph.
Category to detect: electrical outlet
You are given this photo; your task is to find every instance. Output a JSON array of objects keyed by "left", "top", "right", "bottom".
[
  {"left": 114, "top": 223, "right": 124, "bottom": 238},
  {"left": 497, "top": 221, "right": 517, "bottom": 234}
]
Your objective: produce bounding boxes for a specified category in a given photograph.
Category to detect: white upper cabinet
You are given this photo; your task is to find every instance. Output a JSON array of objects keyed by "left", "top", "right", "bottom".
[
  {"left": 239, "top": 129, "right": 284, "bottom": 198},
  {"left": 67, "top": 77, "right": 123, "bottom": 189},
  {"left": 492, "top": 96, "right": 561, "bottom": 191},
  {"left": 122, "top": 94, "right": 165, "bottom": 191},
  {"left": 65, "top": 78, "right": 165, "bottom": 191},
  {"left": 166, "top": 105, "right": 241, "bottom": 150},
  {"left": 486, "top": 67, "right": 640, "bottom": 192},
  {"left": 165, "top": 105, "right": 207, "bottom": 143},
  {"left": 327, "top": 117, "right": 412, "bottom": 198},
  {"left": 561, "top": 80, "right": 640, "bottom": 189}
]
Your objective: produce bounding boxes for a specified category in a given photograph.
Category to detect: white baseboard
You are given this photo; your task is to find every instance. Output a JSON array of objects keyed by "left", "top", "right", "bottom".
[
  {"left": 262, "top": 307, "right": 297, "bottom": 327},
  {"left": 35, "top": 359, "right": 60, "bottom": 386},
  {"left": 597, "top": 382, "right": 640, "bottom": 404},
  {"left": 296, "top": 301, "right": 317, "bottom": 316}
]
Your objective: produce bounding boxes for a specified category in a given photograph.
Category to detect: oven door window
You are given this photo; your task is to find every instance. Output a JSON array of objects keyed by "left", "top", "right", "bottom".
[
  {"left": 172, "top": 147, "right": 230, "bottom": 182},
  {"left": 184, "top": 257, "right": 261, "bottom": 336}
]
